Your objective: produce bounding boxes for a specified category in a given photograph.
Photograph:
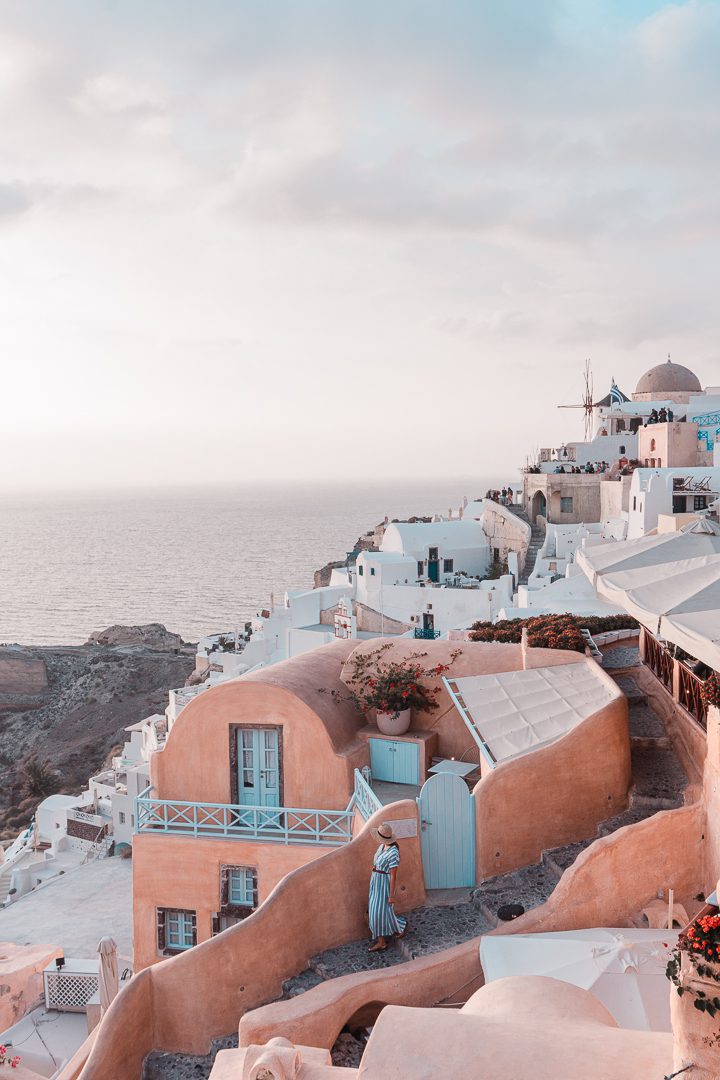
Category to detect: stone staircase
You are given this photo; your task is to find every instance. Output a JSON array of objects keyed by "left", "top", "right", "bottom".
[
  {"left": 143, "top": 674, "right": 688, "bottom": 1079},
  {"left": 510, "top": 506, "right": 545, "bottom": 586}
]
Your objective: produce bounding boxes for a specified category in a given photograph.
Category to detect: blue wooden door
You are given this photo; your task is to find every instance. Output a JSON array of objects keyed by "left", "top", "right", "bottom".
[
  {"left": 394, "top": 742, "right": 419, "bottom": 785},
  {"left": 369, "top": 738, "right": 395, "bottom": 782},
  {"left": 417, "top": 773, "right": 475, "bottom": 889},
  {"left": 237, "top": 728, "right": 280, "bottom": 807},
  {"left": 369, "top": 739, "right": 419, "bottom": 784}
]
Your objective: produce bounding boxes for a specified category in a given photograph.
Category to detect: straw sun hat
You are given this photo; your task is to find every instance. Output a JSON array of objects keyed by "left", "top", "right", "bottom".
[{"left": 372, "top": 822, "right": 396, "bottom": 843}]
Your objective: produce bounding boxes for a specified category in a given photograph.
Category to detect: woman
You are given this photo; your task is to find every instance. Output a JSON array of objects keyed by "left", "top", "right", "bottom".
[{"left": 368, "top": 822, "right": 407, "bottom": 951}]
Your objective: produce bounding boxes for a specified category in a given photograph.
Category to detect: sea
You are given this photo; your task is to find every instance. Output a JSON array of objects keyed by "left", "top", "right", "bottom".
[{"left": 0, "top": 477, "right": 504, "bottom": 645}]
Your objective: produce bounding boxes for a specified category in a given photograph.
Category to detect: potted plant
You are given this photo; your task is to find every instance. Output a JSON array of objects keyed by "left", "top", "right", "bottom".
[{"left": 333, "top": 642, "right": 461, "bottom": 735}]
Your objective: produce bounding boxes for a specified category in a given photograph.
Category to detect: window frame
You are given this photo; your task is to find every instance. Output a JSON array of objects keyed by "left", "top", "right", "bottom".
[
  {"left": 157, "top": 907, "right": 197, "bottom": 957},
  {"left": 560, "top": 496, "right": 573, "bottom": 513},
  {"left": 220, "top": 864, "right": 259, "bottom": 919},
  {"left": 443, "top": 558, "right": 454, "bottom": 573}
]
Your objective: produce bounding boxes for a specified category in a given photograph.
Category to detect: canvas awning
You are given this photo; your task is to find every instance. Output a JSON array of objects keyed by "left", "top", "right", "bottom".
[
  {"left": 480, "top": 928, "right": 679, "bottom": 1032},
  {"left": 596, "top": 556, "right": 720, "bottom": 631},
  {"left": 446, "top": 663, "right": 616, "bottom": 765},
  {"left": 576, "top": 525, "right": 720, "bottom": 587}
]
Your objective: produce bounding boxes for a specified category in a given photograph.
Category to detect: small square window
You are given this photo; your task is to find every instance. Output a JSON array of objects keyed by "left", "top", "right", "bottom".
[
  {"left": 560, "top": 497, "right": 573, "bottom": 513},
  {"left": 428, "top": 547, "right": 439, "bottom": 560},
  {"left": 370, "top": 567, "right": 376, "bottom": 576},
  {"left": 443, "top": 559, "right": 454, "bottom": 573},
  {"left": 118, "top": 811, "right": 126, "bottom": 825},
  {"left": 694, "top": 495, "right": 708, "bottom": 511},
  {"left": 157, "top": 908, "right": 197, "bottom": 956},
  {"left": 221, "top": 865, "right": 258, "bottom": 916}
]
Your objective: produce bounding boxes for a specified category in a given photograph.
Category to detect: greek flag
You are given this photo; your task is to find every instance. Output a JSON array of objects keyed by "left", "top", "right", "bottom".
[{"left": 610, "top": 381, "right": 622, "bottom": 406}]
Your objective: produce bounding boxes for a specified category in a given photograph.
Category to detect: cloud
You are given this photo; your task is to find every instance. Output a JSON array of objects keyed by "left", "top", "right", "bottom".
[{"left": 0, "top": 0, "right": 719, "bottom": 488}]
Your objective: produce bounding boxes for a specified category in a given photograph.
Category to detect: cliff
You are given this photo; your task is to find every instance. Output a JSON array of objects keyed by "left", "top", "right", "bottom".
[{"left": 0, "top": 626, "right": 195, "bottom": 842}]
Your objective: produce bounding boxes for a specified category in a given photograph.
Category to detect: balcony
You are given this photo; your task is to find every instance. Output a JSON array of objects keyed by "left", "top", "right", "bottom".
[
  {"left": 135, "top": 788, "right": 354, "bottom": 846},
  {"left": 414, "top": 627, "right": 441, "bottom": 639}
]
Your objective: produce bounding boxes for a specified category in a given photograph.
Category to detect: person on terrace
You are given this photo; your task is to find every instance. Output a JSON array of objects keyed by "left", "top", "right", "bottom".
[{"left": 368, "top": 822, "right": 407, "bottom": 951}]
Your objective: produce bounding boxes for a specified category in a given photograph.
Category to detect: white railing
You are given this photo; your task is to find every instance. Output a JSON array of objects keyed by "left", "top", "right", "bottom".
[
  {"left": 352, "top": 768, "right": 382, "bottom": 822},
  {"left": 67, "top": 808, "right": 106, "bottom": 828},
  {"left": 135, "top": 788, "right": 353, "bottom": 846}
]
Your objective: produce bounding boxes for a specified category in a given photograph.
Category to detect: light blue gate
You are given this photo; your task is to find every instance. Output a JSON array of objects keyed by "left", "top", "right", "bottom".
[{"left": 417, "top": 772, "right": 475, "bottom": 889}]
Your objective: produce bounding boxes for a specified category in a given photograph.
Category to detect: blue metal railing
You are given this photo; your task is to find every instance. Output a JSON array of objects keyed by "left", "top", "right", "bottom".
[
  {"left": 414, "top": 627, "right": 440, "bottom": 639},
  {"left": 352, "top": 768, "right": 382, "bottom": 822},
  {"left": 442, "top": 678, "right": 498, "bottom": 769},
  {"left": 135, "top": 787, "right": 353, "bottom": 846}
]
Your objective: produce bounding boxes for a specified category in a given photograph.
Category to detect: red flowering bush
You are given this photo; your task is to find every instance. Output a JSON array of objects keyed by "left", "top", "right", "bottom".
[
  {"left": 468, "top": 613, "right": 638, "bottom": 653},
  {"left": 701, "top": 673, "right": 720, "bottom": 709},
  {"left": 330, "top": 642, "right": 462, "bottom": 719},
  {"left": 666, "top": 912, "right": 720, "bottom": 1014},
  {"left": 0, "top": 1046, "right": 21, "bottom": 1069}
]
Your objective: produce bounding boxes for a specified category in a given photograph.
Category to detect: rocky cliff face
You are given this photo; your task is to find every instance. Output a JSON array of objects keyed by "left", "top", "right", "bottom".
[
  {"left": 86, "top": 623, "right": 186, "bottom": 649},
  {"left": 0, "top": 626, "right": 195, "bottom": 842}
]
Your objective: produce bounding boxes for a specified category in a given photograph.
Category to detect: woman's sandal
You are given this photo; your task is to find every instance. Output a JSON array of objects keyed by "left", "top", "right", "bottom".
[{"left": 368, "top": 941, "right": 387, "bottom": 952}]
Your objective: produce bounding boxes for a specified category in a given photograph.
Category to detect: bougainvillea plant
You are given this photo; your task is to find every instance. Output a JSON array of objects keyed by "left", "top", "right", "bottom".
[
  {"left": 328, "top": 642, "right": 462, "bottom": 719},
  {"left": 468, "top": 613, "right": 638, "bottom": 653},
  {"left": 666, "top": 912, "right": 720, "bottom": 1015},
  {"left": 0, "top": 1046, "right": 21, "bottom": 1069},
  {"left": 701, "top": 673, "right": 720, "bottom": 710}
]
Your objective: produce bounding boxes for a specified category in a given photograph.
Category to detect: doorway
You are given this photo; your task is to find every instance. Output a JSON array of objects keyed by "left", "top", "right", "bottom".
[
  {"left": 231, "top": 727, "right": 282, "bottom": 807},
  {"left": 418, "top": 773, "right": 475, "bottom": 888},
  {"left": 428, "top": 547, "right": 439, "bottom": 582},
  {"left": 422, "top": 612, "right": 435, "bottom": 634}
]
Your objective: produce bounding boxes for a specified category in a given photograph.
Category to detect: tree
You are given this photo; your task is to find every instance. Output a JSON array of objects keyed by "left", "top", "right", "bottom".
[{"left": 20, "top": 754, "right": 60, "bottom": 799}]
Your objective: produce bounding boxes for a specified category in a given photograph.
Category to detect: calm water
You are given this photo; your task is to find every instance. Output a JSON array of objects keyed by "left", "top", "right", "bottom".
[{"left": 0, "top": 478, "right": 499, "bottom": 645}]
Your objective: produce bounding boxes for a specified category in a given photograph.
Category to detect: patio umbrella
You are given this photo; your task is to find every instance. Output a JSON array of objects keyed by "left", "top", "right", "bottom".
[
  {"left": 97, "top": 936, "right": 119, "bottom": 1013},
  {"left": 480, "top": 928, "right": 678, "bottom": 1031}
]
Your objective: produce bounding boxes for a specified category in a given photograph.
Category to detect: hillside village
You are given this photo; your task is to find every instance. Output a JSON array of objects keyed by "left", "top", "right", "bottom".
[{"left": 4, "top": 358, "right": 720, "bottom": 1079}]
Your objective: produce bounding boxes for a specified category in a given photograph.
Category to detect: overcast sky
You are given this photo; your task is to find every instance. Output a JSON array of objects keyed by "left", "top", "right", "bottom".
[{"left": 1, "top": 0, "right": 719, "bottom": 491}]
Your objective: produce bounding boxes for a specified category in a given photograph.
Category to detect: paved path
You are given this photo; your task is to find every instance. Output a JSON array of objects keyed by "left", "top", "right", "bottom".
[{"left": 0, "top": 857, "right": 132, "bottom": 960}]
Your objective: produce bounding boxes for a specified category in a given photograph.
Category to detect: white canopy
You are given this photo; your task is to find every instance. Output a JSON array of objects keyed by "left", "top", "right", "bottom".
[
  {"left": 480, "top": 928, "right": 679, "bottom": 1032},
  {"left": 597, "top": 557, "right": 720, "bottom": 632},
  {"left": 448, "top": 663, "right": 615, "bottom": 764},
  {"left": 577, "top": 526, "right": 720, "bottom": 587}
]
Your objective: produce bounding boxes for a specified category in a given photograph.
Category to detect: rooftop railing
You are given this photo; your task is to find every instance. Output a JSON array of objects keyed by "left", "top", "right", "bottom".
[
  {"left": 414, "top": 627, "right": 441, "bottom": 639},
  {"left": 135, "top": 788, "right": 354, "bottom": 846}
]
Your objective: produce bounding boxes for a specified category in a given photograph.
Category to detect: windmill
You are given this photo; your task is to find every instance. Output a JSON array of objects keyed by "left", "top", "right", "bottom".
[{"left": 558, "top": 358, "right": 594, "bottom": 442}]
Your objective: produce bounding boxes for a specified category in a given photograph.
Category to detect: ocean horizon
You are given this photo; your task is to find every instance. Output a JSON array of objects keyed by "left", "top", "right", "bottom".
[{"left": 0, "top": 476, "right": 510, "bottom": 646}]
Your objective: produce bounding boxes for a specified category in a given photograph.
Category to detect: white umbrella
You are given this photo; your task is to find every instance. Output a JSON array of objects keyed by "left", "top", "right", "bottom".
[
  {"left": 97, "top": 936, "right": 119, "bottom": 1013},
  {"left": 480, "top": 927, "right": 678, "bottom": 1031}
]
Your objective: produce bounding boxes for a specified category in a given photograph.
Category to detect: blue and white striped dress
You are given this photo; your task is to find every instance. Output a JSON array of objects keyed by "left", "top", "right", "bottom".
[{"left": 368, "top": 843, "right": 407, "bottom": 938}]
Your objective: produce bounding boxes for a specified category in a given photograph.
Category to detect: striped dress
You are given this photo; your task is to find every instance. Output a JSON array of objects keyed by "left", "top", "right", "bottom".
[{"left": 368, "top": 843, "right": 407, "bottom": 938}]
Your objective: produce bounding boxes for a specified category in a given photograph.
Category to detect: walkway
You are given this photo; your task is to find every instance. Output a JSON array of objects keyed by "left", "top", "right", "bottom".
[
  {"left": 510, "top": 506, "right": 544, "bottom": 585},
  {"left": 142, "top": 661, "right": 689, "bottom": 1078}
]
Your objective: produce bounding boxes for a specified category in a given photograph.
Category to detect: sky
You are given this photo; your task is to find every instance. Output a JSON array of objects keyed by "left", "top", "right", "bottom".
[{"left": 1, "top": 0, "right": 719, "bottom": 491}]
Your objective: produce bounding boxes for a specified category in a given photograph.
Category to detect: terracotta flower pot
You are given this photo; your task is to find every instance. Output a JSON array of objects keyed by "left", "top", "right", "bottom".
[{"left": 376, "top": 708, "right": 412, "bottom": 736}]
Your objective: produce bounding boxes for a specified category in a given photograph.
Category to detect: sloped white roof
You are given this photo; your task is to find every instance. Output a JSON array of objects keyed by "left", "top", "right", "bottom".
[{"left": 449, "top": 662, "right": 616, "bottom": 764}]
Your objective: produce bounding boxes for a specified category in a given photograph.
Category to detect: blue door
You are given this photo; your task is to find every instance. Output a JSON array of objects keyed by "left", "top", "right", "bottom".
[
  {"left": 237, "top": 728, "right": 280, "bottom": 807},
  {"left": 417, "top": 773, "right": 475, "bottom": 889},
  {"left": 369, "top": 739, "right": 419, "bottom": 785}
]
